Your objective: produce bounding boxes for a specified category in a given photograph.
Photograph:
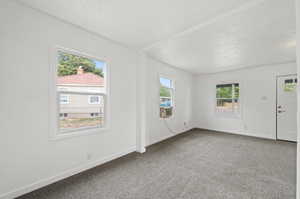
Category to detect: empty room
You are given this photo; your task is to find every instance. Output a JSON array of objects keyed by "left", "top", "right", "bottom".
[{"left": 1, "top": 0, "right": 300, "bottom": 198}]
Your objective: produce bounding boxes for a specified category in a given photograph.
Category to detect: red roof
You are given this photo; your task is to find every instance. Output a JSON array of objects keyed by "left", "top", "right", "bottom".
[{"left": 57, "top": 73, "right": 104, "bottom": 86}]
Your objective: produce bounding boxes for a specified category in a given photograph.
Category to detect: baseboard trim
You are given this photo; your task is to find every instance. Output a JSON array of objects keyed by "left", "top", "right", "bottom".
[
  {"left": 147, "top": 127, "right": 195, "bottom": 147},
  {"left": 195, "top": 127, "right": 275, "bottom": 141},
  {"left": 0, "top": 146, "right": 137, "bottom": 199}
]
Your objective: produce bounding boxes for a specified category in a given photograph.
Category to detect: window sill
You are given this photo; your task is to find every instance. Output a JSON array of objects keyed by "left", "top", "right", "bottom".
[
  {"left": 50, "top": 126, "right": 109, "bottom": 141},
  {"left": 159, "top": 114, "right": 175, "bottom": 120},
  {"left": 159, "top": 117, "right": 173, "bottom": 120}
]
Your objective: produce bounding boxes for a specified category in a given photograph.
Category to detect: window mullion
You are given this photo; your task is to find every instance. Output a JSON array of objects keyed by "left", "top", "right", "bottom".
[{"left": 231, "top": 84, "right": 234, "bottom": 112}]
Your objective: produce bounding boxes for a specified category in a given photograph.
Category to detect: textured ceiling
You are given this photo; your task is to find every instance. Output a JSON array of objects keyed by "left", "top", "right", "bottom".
[
  {"left": 145, "top": 0, "right": 296, "bottom": 74},
  {"left": 17, "top": 0, "right": 296, "bottom": 74},
  {"left": 16, "top": 0, "right": 259, "bottom": 48}
]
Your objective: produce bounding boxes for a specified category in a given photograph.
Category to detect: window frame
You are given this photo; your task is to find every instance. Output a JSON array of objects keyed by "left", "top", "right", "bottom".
[
  {"left": 215, "top": 82, "right": 241, "bottom": 118},
  {"left": 159, "top": 75, "right": 175, "bottom": 119},
  {"left": 49, "top": 46, "right": 110, "bottom": 140}
]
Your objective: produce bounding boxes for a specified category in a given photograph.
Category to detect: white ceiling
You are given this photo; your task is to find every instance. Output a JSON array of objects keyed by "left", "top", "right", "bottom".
[
  {"left": 17, "top": 0, "right": 296, "bottom": 74},
  {"left": 145, "top": 0, "right": 296, "bottom": 74}
]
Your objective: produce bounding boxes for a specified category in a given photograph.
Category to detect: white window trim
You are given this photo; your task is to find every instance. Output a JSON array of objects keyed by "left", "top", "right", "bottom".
[
  {"left": 60, "top": 94, "right": 70, "bottom": 104},
  {"left": 88, "top": 95, "right": 101, "bottom": 105},
  {"left": 49, "top": 46, "right": 110, "bottom": 140},
  {"left": 215, "top": 82, "right": 242, "bottom": 119},
  {"left": 159, "top": 75, "right": 175, "bottom": 119}
]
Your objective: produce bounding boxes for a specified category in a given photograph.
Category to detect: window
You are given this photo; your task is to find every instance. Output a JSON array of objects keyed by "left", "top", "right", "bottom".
[
  {"left": 284, "top": 78, "right": 297, "bottom": 92},
  {"left": 216, "top": 83, "right": 239, "bottom": 115},
  {"left": 60, "top": 95, "right": 69, "bottom": 104},
  {"left": 59, "top": 113, "right": 68, "bottom": 118},
  {"left": 56, "top": 49, "right": 107, "bottom": 134},
  {"left": 88, "top": 95, "right": 101, "bottom": 104},
  {"left": 159, "top": 77, "right": 174, "bottom": 118},
  {"left": 90, "top": 113, "right": 100, "bottom": 117}
]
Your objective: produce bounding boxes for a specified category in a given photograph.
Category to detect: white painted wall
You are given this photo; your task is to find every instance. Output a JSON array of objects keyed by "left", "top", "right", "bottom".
[
  {"left": 193, "top": 62, "right": 297, "bottom": 139},
  {"left": 0, "top": 0, "right": 296, "bottom": 198},
  {"left": 0, "top": 1, "right": 138, "bottom": 198},
  {"left": 144, "top": 57, "right": 195, "bottom": 146},
  {"left": 296, "top": 0, "right": 300, "bottom": 198}
]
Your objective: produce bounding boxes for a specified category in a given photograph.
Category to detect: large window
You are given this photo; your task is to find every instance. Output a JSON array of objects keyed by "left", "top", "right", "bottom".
[
  {"left": 160, "top": 77, "right": 174, "bottom": 118},
  {"left": 216, "top": 83, "right": 239, "bottom": 115},
  {"left": 56, "top": 49, "right": 107, "bottom": 134}
]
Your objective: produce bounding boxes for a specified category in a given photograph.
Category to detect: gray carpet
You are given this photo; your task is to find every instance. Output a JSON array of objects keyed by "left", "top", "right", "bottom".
[{"left": 19, "top": 129, "right": 296, "bottom": 199}]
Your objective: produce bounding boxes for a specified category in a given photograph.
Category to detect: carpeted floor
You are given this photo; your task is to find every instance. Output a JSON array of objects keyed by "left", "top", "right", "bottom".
[{"left": 19, "top": 129, "right": 296, "bottom": 199}]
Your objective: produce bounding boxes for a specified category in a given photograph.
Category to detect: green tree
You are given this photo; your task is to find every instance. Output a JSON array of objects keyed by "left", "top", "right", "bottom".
[
  {"left": 216, "top": 86, "right": 232, "bottom": 98},
  {"left": 216, "top": 84, "right": 239, "bottom": 98},
  {"left": 58, "top": 51, "right": 103, "bottom": 77},
  {"left": 160, "top": 87, "right": 171, "bottom": 97}
]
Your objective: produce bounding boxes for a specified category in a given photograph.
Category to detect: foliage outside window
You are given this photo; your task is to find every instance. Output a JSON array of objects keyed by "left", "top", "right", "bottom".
[
  {"left": 58, "top": 51, "right": 104, "bottom": 77},
  {"left": 160, "top": 77, "right": 174, "bottom": 118},
  {"left": 56, "top": 50, "right": 106, "bottom": 134},
  {"left": 216, "top": 83, "right": 239, "bottom": 115},
  {"left": 284, "top": 78, "right": 297, "bottom": 92}
]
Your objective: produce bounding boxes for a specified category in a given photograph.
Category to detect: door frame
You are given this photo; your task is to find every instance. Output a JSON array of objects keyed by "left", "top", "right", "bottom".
[{"left": 276, "top": 73, "right": 297, "bottom": 141}]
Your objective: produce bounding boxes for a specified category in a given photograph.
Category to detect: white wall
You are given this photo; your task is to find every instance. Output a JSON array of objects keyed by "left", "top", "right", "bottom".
[
  {"left": 0, "top": 1, "right": 138, "bottom": 198},
  {"left": 1, "top": 0, "right": 295, "bottom": 198},
  {"left": 144, "top": 57, "right": 195, "bottom": 146},
  {"left": 194, "top": 62, "right": 297, "bottom": 139},
  {"left": 296, "top": 0, "right": 300, "bottom": 198}
]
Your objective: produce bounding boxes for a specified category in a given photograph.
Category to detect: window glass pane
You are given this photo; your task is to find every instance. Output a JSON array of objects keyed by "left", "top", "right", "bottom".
[
  {"left": 56, "top": 50, "right": 107, "bottom": 133},
  {"left": 57, "top": 51, "right": 106, "bottom": 94},
  {"left": 216, "top": 83, "right": 239, "bottom": 115},
  {"left": 160, "top": 87, "right": 171, "bottom": 97},
  {"left": 233, "top": 98, "right": 239, "bottom": 110},
  {"left": 284, "top": 79, "right": 297, "bottom": 92},
  {"left": 216, "top": 84, "right": 232, "bottom": 98},
  {"left": 234, "top": 83, "right": 239, "bottom": 98},
  {"left": 59, "top": 93, "right": 104, "bottom": 133},
  {"left": 216, "top": 99, "right": 233, "bottom": 112},
  {"left": 160, "top": 97, "right": 172, "bottom": 107},
  {"left": 57, "top": 51, "right": 105, "bottom": 79},
  {"left": 160, "top": 107, "right": 173, "bottom": 118},
  {"left": 160, "top": 77, "right": 172, "bottom": 88},
  {"left": 159, "top": 77, "right": 173, "bottom": 118}
]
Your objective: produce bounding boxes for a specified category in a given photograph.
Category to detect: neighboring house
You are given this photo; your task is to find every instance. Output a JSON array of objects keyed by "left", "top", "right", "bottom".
[{"left": 57, "top": 67, "right": 105, "bottom": 119}]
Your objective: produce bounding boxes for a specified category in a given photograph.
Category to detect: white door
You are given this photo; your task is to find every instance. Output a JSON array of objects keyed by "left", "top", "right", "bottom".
[{"left": 277, "top": 75, "right": 297, "bottom": 142}]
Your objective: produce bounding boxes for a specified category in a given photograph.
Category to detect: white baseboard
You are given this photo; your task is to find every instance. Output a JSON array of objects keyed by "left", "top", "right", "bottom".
[
  {"left": 196, "top": 127, "right": 275, "bottom": 140},
  {"left": 136, "top": 147, "right": 146, "bottom": 153},
  {"left": 0, "top": 146, "right": 136, "bottom": 199},
  {"left": 147, "top": 127, "right": 194, "bottom": 147}
]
